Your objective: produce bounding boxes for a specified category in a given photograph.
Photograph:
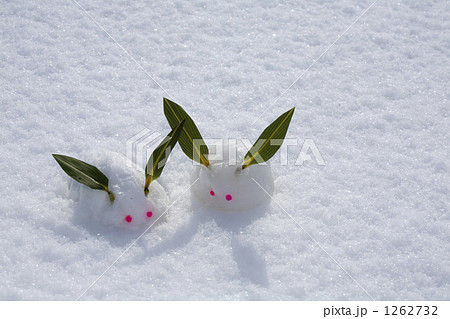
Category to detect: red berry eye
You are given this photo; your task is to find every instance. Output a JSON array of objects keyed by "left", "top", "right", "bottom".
[
  {"left": 226, "top": 194, "right": 232, "bottom": 201},
  {"left": 210, "top": 190, "right": 215, "bottom": 196},
  {"left": 146, "top": 211, "right": 153, "bottom": 217},
  {"left": 125, "top": 215, "right": 132, "bottom": 223}
]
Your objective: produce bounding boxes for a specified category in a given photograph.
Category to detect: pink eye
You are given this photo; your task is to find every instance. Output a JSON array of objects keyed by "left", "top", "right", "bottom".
[
  {"left": 125, "top": 215, "right": 132, "bottom": 223},
  {"left": 226, "top": 194, "right": 232, "bottom": 201},
  {"left": 146, "top": 211, "right": 153, "bottom": 218},
  {"left": 210, "top": 190, "right": 215, "bottom": 196}
]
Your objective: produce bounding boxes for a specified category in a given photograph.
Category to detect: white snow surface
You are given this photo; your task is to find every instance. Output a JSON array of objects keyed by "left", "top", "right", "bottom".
[{"left": 0, "top": 0, "right": 449, "bottom": 300}]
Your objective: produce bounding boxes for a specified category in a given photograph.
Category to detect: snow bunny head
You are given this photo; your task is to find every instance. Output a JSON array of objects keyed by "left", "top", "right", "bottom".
[
  {"left": 163, "top": 98, "right": 295, "bottom": 212},
  {"left": 53, "top": 121, "right": 185, "bottom": 228},
  {"left": 191, "top": 144, "right": 275, "bottom": 211},
  {"left": 64, "top": 150, "right": 170, "bottom": 228}
]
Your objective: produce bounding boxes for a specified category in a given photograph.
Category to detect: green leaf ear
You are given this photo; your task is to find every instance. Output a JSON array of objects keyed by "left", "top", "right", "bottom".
[
  {"left": 242, "top": 107, "right": 295, "bottom": 170},
  {"left": 52, "top": 154, "right": 115, "bottom": 202},
  {"left": 163, "top": 97, "right": 210, "bottom": 168},
  {"left": 144, "top": 120, "right": 185, "bottom": 196}
]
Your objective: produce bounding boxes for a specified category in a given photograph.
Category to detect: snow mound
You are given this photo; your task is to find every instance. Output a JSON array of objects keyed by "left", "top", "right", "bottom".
[
  {"left": 191, "top": 146, "right": 274, "bottom": 211},
  {"left": 68, "top": 150, "right": 170, "bottom": 229}
]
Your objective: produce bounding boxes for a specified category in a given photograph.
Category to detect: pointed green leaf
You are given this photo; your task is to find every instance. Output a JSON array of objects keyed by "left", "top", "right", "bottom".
[
  {"left": 242, "top": 107, "right": 295, "bottom": 170},
  {"left": 144, "top": 120, "right": 185, "bottom": 196},
  {"left": 52, "top": 154, "right": 115, "bottom": 202},
  {"left": 163, "top": 97, "right": 209, "bottom": 167}
]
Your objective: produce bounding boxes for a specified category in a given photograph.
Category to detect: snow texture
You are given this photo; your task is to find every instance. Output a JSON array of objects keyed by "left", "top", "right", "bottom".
[{"left": 0, "top": 0, "right": 449, "bottom": 300}]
